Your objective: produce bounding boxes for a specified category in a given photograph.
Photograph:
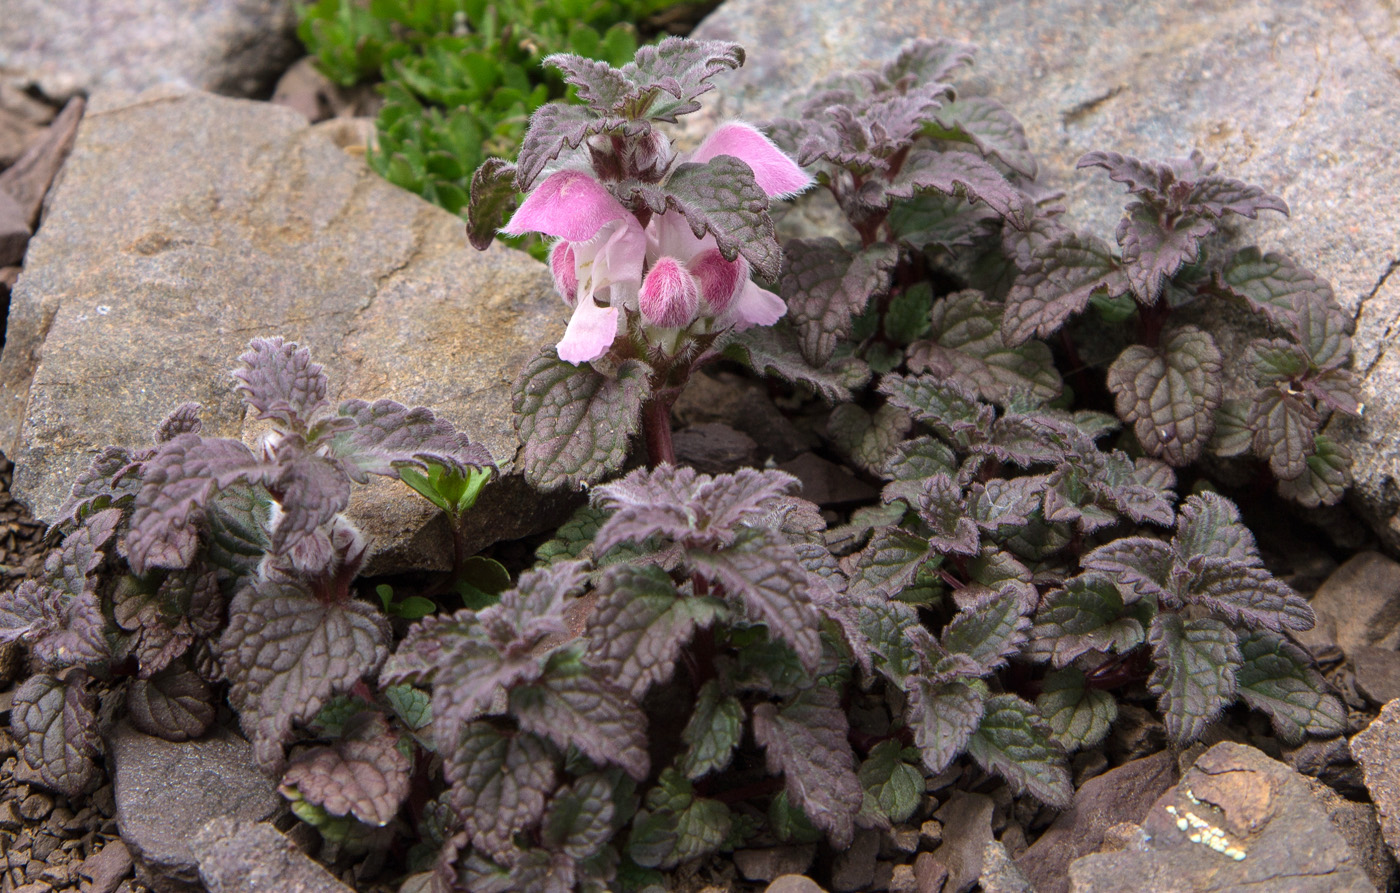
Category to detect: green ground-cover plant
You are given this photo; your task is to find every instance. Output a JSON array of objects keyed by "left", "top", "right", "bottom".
[
  {"left": 297, "top": 0, "right": 678, "bottom": 217},
  {"left": 0, "top": 33, "right": 1356, "bottom": 893}
]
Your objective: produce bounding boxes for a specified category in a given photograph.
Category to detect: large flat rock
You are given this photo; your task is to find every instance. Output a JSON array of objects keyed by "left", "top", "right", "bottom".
[
  {"left": 695, "top": 0, "right": 1400, "bottom": 547},
  {"left": 0, "top": 88, "right": 568, "bottom": 571}
]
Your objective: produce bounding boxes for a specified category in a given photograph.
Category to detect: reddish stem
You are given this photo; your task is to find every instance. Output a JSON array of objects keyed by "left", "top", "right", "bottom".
[{"left": 642, "top": 393, "right": 677, "bottom": 466}]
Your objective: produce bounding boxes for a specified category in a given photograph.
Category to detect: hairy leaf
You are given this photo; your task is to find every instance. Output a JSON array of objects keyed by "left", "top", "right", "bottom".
[
  {"left": 466, "top": 157, "right": 519, "bottom": 250},
  {"left": 515, "top": 102, "right": 631, "bottom": 192},
  {"left": 221, "top": 581, "right": 390, "bottom": 768},
  {"left": 584, "top": 564, "right": 724, "bottom": 698},
  {"left": 509, "top": 657, "right": 649, "bottom": 780},
  {"left": 662, "top": 156, "right": 781, "bottom": 280},
  {"left": 1081, "top": 537, "right": 1177, "bottom": 603},
  {"left": 680, "top": 680, "right": 744, "bottom": 779},
  {"left": 12, "top": 673, "right": 101, "bottom": 799},
  {"left": 828, "top": 404, "right": 912, "bottom": 476},
  {"left": 912, "top": 473, "right": 980, "bottom": 556},
  {"left": 940, "top": 588, "right": 1032, "bottom": 674},
  {"left": 281, "top": 716, "right": 410, "bottom": 826},
  {"left": 514, "top": 351, "right": 650, "bottom": 491},
  {"left": 1277, "top": 434, "right": 1350, "bottom": 507},
  {"left": 1235, "top": 630, "right": 1345, "bottom": 744},
  {"left": 881, "top": 436, "right": 957, "bottom": 502},
  {"left": 908, "top": 290, "right": 1061, "bottom": 404},
  {"left": 887, "top": 191, "right": 999, "bottom": 253},
  {"left": 1031, "top": 574, "right": 1146, "bottom": 666},
  {"left": 1189, "top": 558, "right": 1314, "bottom": 632},
  {"left": 927, "top": 95, "right": 1036, "bottom": 177},
  {"left": 723, "top": 323, "right": 860, "bottom": 402},
  {"left": 625, "top": 37, "right": 744, "bottom": 120},
  {"left": 890, "top": 149, "right": 1028, "bottom": 228},
  {"left": 907, "top": 678, "right": 983, "bottom": 774},
  {"left": 1249, "top": 386, "right": 1319, "bottom": 480},
  {"left": 1002, "top": 234, "right": 1128, "bottom": 344},
  {"left": 858, "top": 740, "right": 924, "bottom": 823},
  {"left": 1036, "top": 668, "right": 1116, "bottom": 752},
  {"left": 1217, "top": 248, "right": 1335, "bottom": 330},
  {"left": 1107, "top": 327, "right": 1223, "bottom": 465},
  {"left": 630, "top": 770, "right": 732, "bottom": 869},
  {"left": 1147, "top": 614, "right": 1242, "bottom": 743},
  {"left": 1174, "top": 492, "right": 1261, "bottom": 566},
  {"left": 447, "top": 724, "right": 555, "bottom": 859},
  {"left": 54, "top": 446, "right": 141, "bottom": 527},
  {"left": 966, "top": 694, "right": 1072, "bottom": 807},
  {"left": 127, "top": 663, "right": 215, "bottom": 742},
  {"left": 781, "top": 239, "right": 899, "bottom": 365},
  {"left": 752, "top": 686, "right": 862, "bottom": 848},
  {"left": 542, "top": 772, "right": 616, "bottom": 862},
  {"left": 879, "top": 374, "right": 994, "bottom": 444},
  {"left": 331, "top": 399, "right": 492, "bottom": 482},
  {"left": 233, "top": 337, "right": 331, "bottom": 431},
  {"left": 968, "top": 476, "right": 1044, "bottom": 532},
  {"left": 1116, "top": 203, "right": 1214, "bottom": 303}
]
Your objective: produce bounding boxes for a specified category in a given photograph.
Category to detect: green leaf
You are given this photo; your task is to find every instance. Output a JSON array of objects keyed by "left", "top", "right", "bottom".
[
  {"left": 879, "top": 374, "right": 994, "bottom": 446},
  {"left": 1036, "top": 668, "right": 1116, "bottom": 752},
  {"left": 908, "top": 290, "right": 1061, "bottom": 405},
  {"left": 1029, "top": 574, "right": 1147, "bottom": 667},
  {"left": 1107, "top": 326, "right": 1223, "bottom": 465},
  {"left": 660, "top": 156, "right": 781, "bottom": 280},
  {"left": 780, "top": 239, "right": 899, "bottom": 366},
  {"left": 908, "top": 678, "right": 983, "bottom": 774},
  {"left": 827, "top": 403, "right": 912, "bottom": 476},
  {"left": 940, "top": 588, "right": 1032, "bottom": 674},
  {"left": 889, "top": 148, "right": 1028, "bottom": 228},
  {"left": 887, "top": 192, "right": 999, "bottom": 253},
  {"left": 1235, "top": 630, "right": 1346, "bottom": 744},
  {"left": 1209, "top": 399, "right": 1253, "bottom": 457},
  {"left": 513, "top": 350, "right": 651, "bottom": 491},
  {"left": 1276, "top": 434, "right": 1351, "bottom": 507},
  {"left": 446, "top": 723, "right": 556, "bottom": 859},
  {"left": 1247, "top": 339, "right": 1309, "bottom": 385},
  {"left": 629, "top": 769, "right": 732, "bottom": 869},
  {"left": 856, "top": 599, "right": 921, "bottom": 685},
  {"left": 858, "top": 740, "right": 924, "bottom": 823},
  {"left": 723, "top": 324, "right": 858, "bottom": 403},
  {"left": 1173, "top": 492, "right": 1260, "bottom": 566},
  {"left": 884, "top": 282, "right": 935, "bottom": 344},
  {"left": 509, "top": 658, "right": 649, "bottom": 781},
  {"left": 1217, "top": 248, "right": 1336, "bottom": 331},
  {"left": 1248, "top": 385, "right": 1320, "bottom": 480},
  {"left": 679, "top": 681, "right": 744, "bottom": 779},
  {"left": 1147, "top": 614, "right": 1242, "bottom": 743},
  {"left": 966, "top": 694, "right": 1072, "bottom": 807},
  {"left": 925, "top": 95, "right": 1037, "bottom": 177},
  {"left": 385, "top": 684, "right": 432, "bottom": 731},
  {"left": 542, "top": 773, "right": 616, "bottom": 862}
]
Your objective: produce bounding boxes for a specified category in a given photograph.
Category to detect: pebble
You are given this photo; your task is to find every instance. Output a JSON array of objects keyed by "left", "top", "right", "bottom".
[
  {"left": 919, "top": 819, "right": 944, "bottom": 850},
  {"left": 0, "top": 801, "right": 20, "bottom": 831},
  {"left": 17, "top": 793, "right": 50, "bottom": 822},
  {"left": 764, "top": 876, "right": 828, "bottom": 893}
]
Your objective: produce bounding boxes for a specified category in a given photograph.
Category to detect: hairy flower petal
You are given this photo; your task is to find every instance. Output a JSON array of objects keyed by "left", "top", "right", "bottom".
[
  {"left": 575, "top": 218, "right": 647, "bottom": 309},
  {"left": 503, "top": 170, "right": 630, "bottom": 241},
  {"left": 558, "top": 298, "right": 621, "bottom": 365},
  {"left": 688, "top": 248, "right": 745, "bottom": 314},
  {"left": 640, "top": 257, "right": 701, "bottom": 328},
  {"left": 689, "top": 121, "right": 813, "bottom": 198},
  {"left": 549, "top": 241, "right": 578, "bottom": 307},
  {"left": 724, "top": 280, "right": 787, "bottom": 330}
]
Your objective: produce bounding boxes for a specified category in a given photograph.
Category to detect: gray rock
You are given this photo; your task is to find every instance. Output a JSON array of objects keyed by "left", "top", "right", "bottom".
[
  {"left": 1017, "top": 751, "right": 1179, "bottom": 893},
  {"left": 0, "top": 88, "right": 567, "bottom": 573},
  {"left": 764, "top": 876, "right": 828, "bottom": 893},
  {"left": 1067, "top": 742, "right": 1376, "bottom": 892},
  {"left": 1309, "top": 553, "right": 1400, "bottom": 655},
  {"left": 1352, "top": 699, "right": 1400, "bottom": 862},
  {"left": 1304, "top": 775, "right": 1397, "bottom": 892},
  {"left": 1353, "top": 646, "right": 1400, "bottom": 706},
  {"left": 831, "top": 827, "right": 880, "bottom": 892},
  {"left": 673, "top": 422, "right": 760, "bottom": 474},
  {"left": 192, "top": 818, "right": 354, "bottom": 893},
  {"left": 694, "top": 0, "right": 1400, "bottom": 548},
  {"left": 0, "top": 0, "right": 300, "bottom": 100},
  {"left": 929, "top": 790, "right": 995, "bottom": 893},
  {"left": 107, "top": 722, "right": 283, "bottom": 892},
  {"left": 980, "top": 840, "right": 1033, "bottom": 893},
  {"left": 734, "top": 844, "right": 817, "bottom": 882},
  {"left": 76, "top": 840, "right": 133, "bottom": 893}
]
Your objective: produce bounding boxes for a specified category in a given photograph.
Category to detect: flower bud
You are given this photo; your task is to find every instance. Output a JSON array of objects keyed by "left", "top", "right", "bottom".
[
  {"left": 687, "top": 248, "right": 744, "bottom": 315},
  {"left": 549, "top": 240, "right": 578, "bottom": 307},
  {"left": 639, "top": 256, "right": 700, "bottom": 329}
]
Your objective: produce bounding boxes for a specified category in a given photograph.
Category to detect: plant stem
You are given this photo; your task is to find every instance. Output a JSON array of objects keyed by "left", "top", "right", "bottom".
[{"left": 642, "top": 393, "right": 677, "bottom": 466}]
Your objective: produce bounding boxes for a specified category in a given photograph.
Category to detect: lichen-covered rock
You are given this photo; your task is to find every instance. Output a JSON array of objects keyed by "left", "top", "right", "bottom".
[
  {"left": 0, "top": 0, "right": 300, "bottom": 99},
  {"left": 0, "top": 87, "right": 567, "bottom": 572},
  {"left": 693, "top": 0, "right": 1400, "bottom": 548}
]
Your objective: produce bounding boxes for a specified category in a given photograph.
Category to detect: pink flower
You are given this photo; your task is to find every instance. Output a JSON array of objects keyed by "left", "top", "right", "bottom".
[{"left": 503, "top": 122, "right": 811, "bottom": 364}]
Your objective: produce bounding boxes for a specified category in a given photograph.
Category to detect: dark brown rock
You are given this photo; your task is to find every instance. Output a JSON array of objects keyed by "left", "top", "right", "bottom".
[
  {"left": 1068, "top": 742, "right": 1376, "bottom": 892},
  {"left": 192, "top": 818, "right": 354, "bottom": 893},
  {"left": 777, "top": 452, "right": 879, "bottom": 507},
  {"left": 674, "top": 422, "right": 760, "bottom": 474},
  {"left": 1017, "top": 751, "right": 1179, "bottom": 893},
  {"left": 831, "top": 827, "right": 880, "bottom": 892},
  {"left": 912, "top": 851, "right": 949, "bottom": 893},
  {"left": 0, "top": 85, "right": 54, "bottom": 170},
  {"left": 734, "top": 845, "right": 817, "bottom": 882},
  {"left": 77, "top": 840, "right": 133, "bottom": 893},
  {"left": 928, "top": 791, "right": 994, "bottom": 893},
  {"left": 1353, "top": 646, "right": 1400, "bottom": 706},
  {"left": 1352, "top": 699, "right": 1400, "bottom": 862},
  {"left": 1310, "top": 554, "right": 1400, "bottom": 655},
  {"left": 0, "top": 190, "right": 28, "bottom": 267},
  {"left": 672, "top": 370, "right": 818, "bottom": 462}
]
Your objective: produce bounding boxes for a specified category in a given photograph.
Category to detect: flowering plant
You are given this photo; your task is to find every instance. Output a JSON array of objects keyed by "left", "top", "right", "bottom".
[{"left": 468, "top": 38, "right": 811, "bottom": 484}]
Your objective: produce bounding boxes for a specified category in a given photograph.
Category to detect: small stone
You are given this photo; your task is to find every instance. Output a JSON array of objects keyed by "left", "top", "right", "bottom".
[
  {"left": 0, "top": 190, "right": 28, "bottom": 266},
  {"left": 18, "top": 791, "right": 52, "bottom": 822},
  {"left": 192, "top": 818, "right": 354, "bottom": 893},
  {"left": 913, "top": 852, "right": 948, "bottom": 893},
  {"left": 831, "top": 828, "right": 880, "bottom": 892},
  {"left": 979, "top": 840, "right": 1033, "bottom": 893},
  {"left": 919, "top": 819, "right": 944, "bottom": 851},
  {"left": 1352, "top": 646, "right": 1400, "bottom": 705},
  {"left": 672, "top": 370, "right": 817, "bottom": 462},
  {"left": 929, "top": 791, "right": 994, "bottom": 893},
  {"left": 1098, "top": 822, "right": 1148, "bottom": 853},
  {"left": 882, "top": 827, "right": 920, "bottom": 857},
  {"left": 777, "top": 452, "right": 878, "bottom": 506},
  {"left": 271, "top": 57, "right": 378, "bottom": 123},
  {"left": 889, "top": 863, "right": 919, "bottom": 893},
  {"left": 673, "top": 422, "right": 759, "bottom": 475},
  {"left": 29, "top": 831, "right": 59, "bottom": 861},
  {"left": 763, "top": 876, "right": 827, "bottom": 893},
  {"left": 77, "top": 840, "right": 132, "bottom": 893},
  {"left": 1106, "top": 704, "right": 1166, "bottom": 762},
  {"left": 1310, "top": 553, "right": 1400, "bottom": 655},
  {"left": 999, "top": 825, "right": 1027, "bottom": 860},
  {"left": 1283, "top": 735, "right": 1366, "bottom": 800},
  {"left": 0, "top": 800, "right": 21, "bottom": 831},
  {"left": 1352, "top": 699, "right": 1400, "bottom": 860},
  {"left": 734, "top": 845, "right": 817, "bottom": 882}
]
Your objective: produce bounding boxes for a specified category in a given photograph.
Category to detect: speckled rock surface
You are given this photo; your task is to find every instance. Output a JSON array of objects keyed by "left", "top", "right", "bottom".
[
  {"left": 0, "top": 87, "right": 567, "bottom": 572},
  {"left": 694, "top": 0, "right": 1400, "bottom": 548},
  {"left": 193, "top": 818, "right": 354, "bottom": 893},
  {"left": 0, "top": 0, "right": 300, "bottom": 100}
]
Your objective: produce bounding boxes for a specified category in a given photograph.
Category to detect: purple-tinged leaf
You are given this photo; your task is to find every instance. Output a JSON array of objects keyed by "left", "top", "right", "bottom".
[
  {"left": 1235, "top": 630, "right": 1345, "bottom": 744},
  {"left": 979, "top": 414, "right": 1069, "bottom": 467},
  {"left": 542, "top": 773, "right": 616, "bottom": 862},
  {"left": 1209, "top": 399, "right": 1253, "bottom": 457},
  {"left": 265, "top": 452, "right": 350, "bottom": 556},
  {"left": 680, "top": 680, "right": 744, "bottom": 779},
  {"left": 281, "top": 715, "right": 410, "bottom": 826},
  {"left": 660, "top": 156, "right": 781, "bottom": 280},
  {"left": 1002, "top": 234, "right": 1128, "bottom": 345},
  {"left": 1081, "top": 536, "right": 1178, "bottom": 604},
  {"left": 1116, "top": 203, "right": 1214, "bottom": 303},
  {"left": 466, "top": 157, "right": 518, "bottom": 251},
  {"left": 914, "top": 473, "right": 980, "bottom": 556},
  {"left": 926, "top": 96, "right": 1037, "bottom": 178},
  {"left": 907, "top": 678, "right": 982, "bottom": 775},
  {"left": 1302, "top": 368, "right": 1361, "bottom": 417},
  {"left": 1185, "top": 175, "right": 1288, "bottom": 220},
  {"left": 968, "top": 477, "right": 1044, "bottom": 532},
  {"left": 827, "top": 403, "right": 911, "bottom": 476},
  {"left": 1036, "top": 667, "right": 1117, "bottom": 752},
  {"left": 1188, "top": 557, "right": 1314, "bottom": 632},
  {"left": 1277, "top": 435, "right": 1351, "bottom": 508},
  {"left": 752, "top": 686, "right": 863, "bottom": 849},
  {"left": 127, "top": 434, "right": 263, "bottom": 574},
  {"left": 1173, "top": 492, "right": 1261, "bottom": 567},
  {"left": 1107, "top": 327, "right": 1223, "bottom": 465},
  {"left": 879, "top": 374, "right": 994, "bottom": 444},
  {"left": 12, "top": 672, "right": 101, "bottom": 799},
  {"left": 1077, "top": 151, "right": 1176, "bottom": 199},
  {"left": 687, "top": 535, "right": 823, "bottom": 672},
  {"left": 331, "top": 399, "right": 493, "bottom": 483},
  {"left": 156, "top": 402, "right": 203, "bottom": 442},
  {"left": 584, "top": 564, "right": 724, "bottom": 698},
  {"left": 781, "top": 239, "right": 898, "bottom": 366},
  {"left": 509, "top": 659, "right": 649, "bottom": 781},
  {"left": 1247, "top": 339, "right": 1309, "bottom": 385},
  {"left": 881, "top": 436, "right": 957, "bottom": 499},
  {"left": 889, "top": 149, "right": 1028, "bottom": 228},
  {"left": 515, "top": 103, "right": 633, "bottom": 192},
  {"left": 625, "top": 37, "right": 745, "bottom": 120},
  {"left": 54, "top": 446, "right": 141, "bottom": 527},
  {"left": 846, "top": 527, "right": 934, "bottom": 601},
  {"left": 1030, "top": 574, "right": 1147, "bottom": 667},
  {"left": 220, "top": 581, "right": 390, "bottom": 769},
  {"left": 1148, "top": 614, "right": 1242, "bottom": 743},
  {"left": 233, "top": 337, "right": 330, "bottom": 430},
  {"left": 966, "top": 694, "right": 1072, "bottom": 807},
  {"left": 858, "top": 739, "right": 924, "bottom": 824},
  {"left": 1248, "top": 386, "right": 1319, "bottom": 481},
  {"left": 723, "top": 324, "right": 859, "bottom": 403},
  {"left": 857, "top": 599, "right": 920, "bottom": 685},
  {"left": 1289, "top": 294, "right": 1352, "bottom": 371},
  {"left": 630, "top": 769, "right": 732, "bottom": 869},
  {"left": 114, "top": 567, "right": 222, "bottom": 677},
  {"left": 544, "top": 53, "right": 635, "bottom": 111},
  {"left": 940, "top": 588, "right": 1032, "bottom": 674},
  {"left": 1217, "top": 248, "right": 1336, "bottom": 331},
  {"left": 887, "top": 191, "right": 999, "bottom": 252},
  {"left": 127, "top": 662, "right": 215, "bottom": 741},
  {"left": 884, "top": 38, "right": 975, "bottom": 87},
  {"left": 908, "top": 290, "right": 1061, "bottom": 404},
  {"left": 447, "top": 724, "right": 555, "bottom": 860},
  {"left": 513, "top": 351, "right": 651, "bottom": 491}
]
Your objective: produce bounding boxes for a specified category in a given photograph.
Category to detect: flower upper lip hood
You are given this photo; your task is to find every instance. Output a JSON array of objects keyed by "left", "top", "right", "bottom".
[{"left": 503, "top": 121, "right": 812, "bottom": 365}]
